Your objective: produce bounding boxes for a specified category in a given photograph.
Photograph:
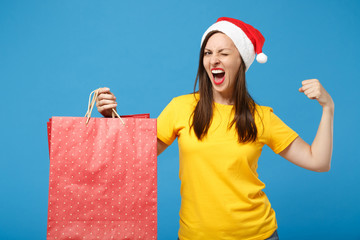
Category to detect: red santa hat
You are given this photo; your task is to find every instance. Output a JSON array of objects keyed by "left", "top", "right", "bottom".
[{"left": 201, "top": 17, "right": 267, "bottom": 72}]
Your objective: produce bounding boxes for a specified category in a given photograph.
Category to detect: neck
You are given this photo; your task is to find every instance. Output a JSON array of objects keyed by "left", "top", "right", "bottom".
[{"left": 213, "top": 91, "right": 234, "bottom": 105}]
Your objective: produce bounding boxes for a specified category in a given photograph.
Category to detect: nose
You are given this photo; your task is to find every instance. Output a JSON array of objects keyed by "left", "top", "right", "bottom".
[{"left": 210, "top": 54, "right": 220, "bottom": 66}]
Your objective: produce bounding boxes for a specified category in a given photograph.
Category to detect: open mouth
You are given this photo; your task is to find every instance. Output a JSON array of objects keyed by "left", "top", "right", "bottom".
[{"left": 211, "top": 68, "right": 225, "bottom": 85}]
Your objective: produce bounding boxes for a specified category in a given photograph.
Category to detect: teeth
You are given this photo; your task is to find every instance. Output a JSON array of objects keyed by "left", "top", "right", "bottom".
[{"left": 211, "top": 69, "right": 224, "bottom": 74}]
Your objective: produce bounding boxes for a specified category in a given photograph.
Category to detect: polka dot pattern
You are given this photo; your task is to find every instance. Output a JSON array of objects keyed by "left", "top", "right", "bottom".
[{"left": 47, "top": 116, "right": 157, "bottom": 239}]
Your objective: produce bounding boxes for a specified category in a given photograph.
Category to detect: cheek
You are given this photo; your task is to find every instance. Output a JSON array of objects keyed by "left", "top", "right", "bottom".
[
  {"left": 226, "top": 63, "right": 236, "bottom": 74},
  {"left": 203, "top": 59, "right": 211, "bottom": 75},
  {"left": 202, "top": 58, "right": 209, "bottom": 69},
  {"left": 229, "top": 60, "right": 241, "bottom": 76},
  {"left": 226, "top": 64, "right": 240, "bottom": 84}
]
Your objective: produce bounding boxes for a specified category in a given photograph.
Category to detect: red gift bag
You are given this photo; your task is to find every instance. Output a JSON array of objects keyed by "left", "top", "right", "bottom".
[{"left": 47, "top": 91, "right": 157, "bottom": 240}]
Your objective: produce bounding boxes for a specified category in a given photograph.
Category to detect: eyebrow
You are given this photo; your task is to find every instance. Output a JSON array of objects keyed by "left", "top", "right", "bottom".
[{"left": 204, "top": 48, "right": 232, "bottom": 52}]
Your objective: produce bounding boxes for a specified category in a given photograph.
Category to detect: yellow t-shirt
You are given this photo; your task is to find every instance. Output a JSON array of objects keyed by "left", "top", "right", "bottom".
[{"left": 157, "top": 94, "right": 299, "bottom": 240}]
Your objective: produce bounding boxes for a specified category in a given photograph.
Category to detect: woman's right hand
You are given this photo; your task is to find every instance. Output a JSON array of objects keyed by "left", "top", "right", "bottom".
[{"left": 96, "top": 87, "right": 117, "bottom": 117}]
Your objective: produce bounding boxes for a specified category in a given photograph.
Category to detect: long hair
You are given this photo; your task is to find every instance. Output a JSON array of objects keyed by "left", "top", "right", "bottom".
[{"left": 191, "top": 30, "right": 258, "bottom": 143}]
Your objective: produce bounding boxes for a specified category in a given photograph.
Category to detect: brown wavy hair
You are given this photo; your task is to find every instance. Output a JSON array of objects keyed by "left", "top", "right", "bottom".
[{"left": 191, "top": 30, "right": 259, "bottom": 143}]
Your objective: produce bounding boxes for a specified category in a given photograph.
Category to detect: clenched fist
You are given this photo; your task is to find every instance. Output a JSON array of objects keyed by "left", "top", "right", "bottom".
[
  {"left": 96, "top": 87, "right": 118, "bottom": 117},
  {"left": 299, "top": 79, "right": 334, "bottom": 110}
]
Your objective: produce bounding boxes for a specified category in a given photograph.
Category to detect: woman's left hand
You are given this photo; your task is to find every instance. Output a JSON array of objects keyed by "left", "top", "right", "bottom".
[{"left": 299, "top": 79, "right": 334, "bottom": 109}]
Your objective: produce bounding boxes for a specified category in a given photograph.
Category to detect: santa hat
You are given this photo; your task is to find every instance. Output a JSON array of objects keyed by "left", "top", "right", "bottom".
[{"left": 201, "top": 17, "right": 267, "bottom": 72}]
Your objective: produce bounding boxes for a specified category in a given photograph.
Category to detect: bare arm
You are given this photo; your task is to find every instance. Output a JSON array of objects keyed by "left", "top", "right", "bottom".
[
  {"left": 157, "top": 138, "right": 169, "bottom": 156},
  {"left": 279, "top": 79, "right": 334, "bottom": 172}
]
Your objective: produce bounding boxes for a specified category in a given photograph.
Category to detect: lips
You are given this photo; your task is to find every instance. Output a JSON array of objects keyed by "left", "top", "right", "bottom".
[{"left": 211, "top": 68, "right": 225, "bottom": 85}]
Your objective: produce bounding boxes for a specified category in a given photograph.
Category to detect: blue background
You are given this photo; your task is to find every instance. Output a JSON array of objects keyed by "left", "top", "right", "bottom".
[{"left": 1, "top": 0, "right": 359, "bottom": 239}]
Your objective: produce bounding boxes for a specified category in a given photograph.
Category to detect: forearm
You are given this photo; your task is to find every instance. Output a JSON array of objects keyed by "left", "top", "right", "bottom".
[
  {"left": 310, "top": 105, "right": 334, "bottom": 171},
  {"left": 281, "top": 79, "right": 335, "bottom": 172}
]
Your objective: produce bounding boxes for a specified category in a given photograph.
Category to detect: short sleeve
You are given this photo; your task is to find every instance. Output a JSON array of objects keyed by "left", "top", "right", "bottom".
[
  {"left": 157, "top": 98, "right": 178, "bottom": 146},
  {"left": 265, "top": 107, "right": 299, "bottom": 154}
]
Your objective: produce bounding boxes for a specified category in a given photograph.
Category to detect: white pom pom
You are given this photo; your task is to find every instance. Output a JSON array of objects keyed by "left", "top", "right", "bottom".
[{"left": 256, "top": 53, "right": 268, "bottom": 63}]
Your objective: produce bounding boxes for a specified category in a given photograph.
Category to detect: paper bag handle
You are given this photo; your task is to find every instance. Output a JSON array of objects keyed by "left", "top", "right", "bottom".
[{"left": 85, "top": 89, "right": 124, "bottom": 125}]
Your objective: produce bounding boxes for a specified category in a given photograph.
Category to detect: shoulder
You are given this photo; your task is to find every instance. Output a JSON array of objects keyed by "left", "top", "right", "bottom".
[
  {"left": 169, "top": 93, "right": 199, "bottom": 107},
  {"left": 253, "top": 104, "right": 274, "bottom": 140},
  {"left": 159, "top": 93, "right": 198, "bottom": 118},
  {"left": 254, "top": 104, "right": 273, "bottom": 121}
]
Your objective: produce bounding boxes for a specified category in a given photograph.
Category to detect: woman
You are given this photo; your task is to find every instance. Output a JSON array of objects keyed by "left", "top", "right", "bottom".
[{"left": 97, "top": 17, "right": 334, "bottom": 240}]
